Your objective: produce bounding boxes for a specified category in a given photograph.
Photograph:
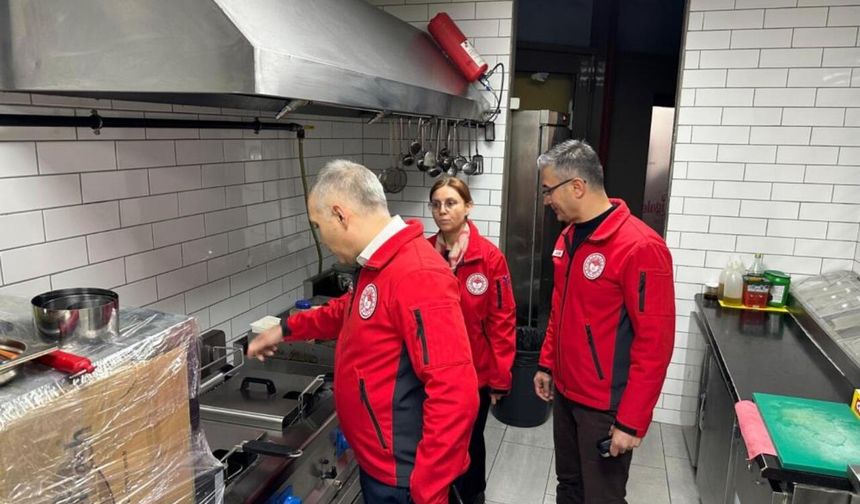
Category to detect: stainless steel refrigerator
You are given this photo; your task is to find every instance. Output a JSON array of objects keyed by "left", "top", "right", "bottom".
[{"left": 501, "top": 110, "right": 571, "bottom": 329}]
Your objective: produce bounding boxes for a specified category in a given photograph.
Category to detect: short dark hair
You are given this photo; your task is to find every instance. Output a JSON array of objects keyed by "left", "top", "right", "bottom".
[{"left": 537, "top": 139, "right": 604, "bottom": 188}]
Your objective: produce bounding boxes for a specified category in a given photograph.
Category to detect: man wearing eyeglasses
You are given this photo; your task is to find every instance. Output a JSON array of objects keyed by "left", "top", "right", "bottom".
[{"left": 532, "top": 140, "right": 675, "bottom": 504}]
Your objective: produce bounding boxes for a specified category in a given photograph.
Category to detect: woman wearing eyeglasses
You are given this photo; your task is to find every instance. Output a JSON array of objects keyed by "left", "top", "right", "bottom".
[{"left": 428, "top": 177, "right": 516, "bottom": 504}]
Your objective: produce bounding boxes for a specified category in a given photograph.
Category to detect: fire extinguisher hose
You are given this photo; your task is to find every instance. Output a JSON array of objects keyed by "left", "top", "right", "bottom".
[{"left": 483, "top": 62, "right": 505, "bottom": 122}]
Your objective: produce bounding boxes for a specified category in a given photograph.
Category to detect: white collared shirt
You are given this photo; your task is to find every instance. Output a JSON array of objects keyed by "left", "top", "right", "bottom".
[{"left": 356, "top": 215, "right": 408, "bottom": 267}]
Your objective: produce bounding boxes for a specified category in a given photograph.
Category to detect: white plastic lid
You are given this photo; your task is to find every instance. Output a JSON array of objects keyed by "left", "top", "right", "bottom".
[{"left": 250, "top": 315, "right": 281, "bottom": 334}]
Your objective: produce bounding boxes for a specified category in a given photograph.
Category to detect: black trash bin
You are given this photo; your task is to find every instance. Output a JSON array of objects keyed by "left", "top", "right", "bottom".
[{"left": 491, "top": 326, "right": 552, "bottom": 427}]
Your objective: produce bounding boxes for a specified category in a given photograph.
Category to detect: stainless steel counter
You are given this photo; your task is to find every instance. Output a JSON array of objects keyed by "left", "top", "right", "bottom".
[{"left": 689, "top": 295, "right": 859, "bottom": 504}]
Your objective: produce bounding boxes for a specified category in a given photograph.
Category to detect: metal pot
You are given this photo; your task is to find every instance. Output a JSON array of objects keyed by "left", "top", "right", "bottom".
[{"left": 31, "top": 288, "right": 119, "bottom": 343}]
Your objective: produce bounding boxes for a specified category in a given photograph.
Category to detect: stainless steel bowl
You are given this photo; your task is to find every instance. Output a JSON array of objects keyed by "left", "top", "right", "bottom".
[{"left": 31, "top": 288, "right": 119, "bottom": 343}]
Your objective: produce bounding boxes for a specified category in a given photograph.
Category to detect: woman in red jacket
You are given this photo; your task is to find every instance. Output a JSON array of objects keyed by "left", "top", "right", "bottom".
[{"left": 428, "top": 177, "right": 516, "bottom": 504}]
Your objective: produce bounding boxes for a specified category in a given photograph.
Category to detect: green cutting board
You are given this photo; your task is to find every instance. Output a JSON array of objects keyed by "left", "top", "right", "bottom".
[{"left": 754, "top": 393, "right": 860, "bottom": 478}]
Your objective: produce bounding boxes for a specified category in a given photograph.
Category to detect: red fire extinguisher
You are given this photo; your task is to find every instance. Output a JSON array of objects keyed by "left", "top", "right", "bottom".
[{"left": 428, "top": 13, "right": 488, "bottom": 83}]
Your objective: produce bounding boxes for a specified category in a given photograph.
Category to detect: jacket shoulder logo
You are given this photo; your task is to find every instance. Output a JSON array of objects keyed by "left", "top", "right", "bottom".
[
  {"left": 358, "top": 284, "right": 378, "bottom": 319},
  {"left": 466, "top": 273, "right": 489, "bottom": 295},
  {"left": 583, "top": 253, "right": 606, "bottom": 280},
  {"left": 552, "top": 249, "right": 564, "bottom": 258}
]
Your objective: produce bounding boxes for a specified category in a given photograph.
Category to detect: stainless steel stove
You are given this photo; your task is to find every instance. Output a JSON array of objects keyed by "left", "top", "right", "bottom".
[{"left": 197, "top": 330, "right": 360, "bottom": 504}]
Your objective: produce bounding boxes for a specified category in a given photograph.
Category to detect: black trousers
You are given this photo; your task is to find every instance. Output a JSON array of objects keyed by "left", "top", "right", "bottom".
[
  {"left": 552, "top": 390, "right": 633, "bottom": 504},
  {"left": 360, "top": 470, "right": 411, "bottom": 504},
  {"left": 452, "top": 386, "right": 491, "bottom": 504},
  {"left": 360, "top": 387, "right": 490, "bottom": 504}
]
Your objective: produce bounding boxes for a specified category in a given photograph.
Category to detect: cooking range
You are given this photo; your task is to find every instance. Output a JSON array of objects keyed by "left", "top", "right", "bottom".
[{"left": 197, "top": 328, "right": 361, "bottom": 504}]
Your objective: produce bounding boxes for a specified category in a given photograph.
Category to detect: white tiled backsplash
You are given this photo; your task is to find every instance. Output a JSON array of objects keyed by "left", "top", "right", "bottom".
[
  {"left": 0, "top": 0, "right": 514, "bottom": 345},
  {"left": 666, "top": 0, "right": 860, "bottom": 426},
  {"left": 0, "top": 95, "right": 364, "bottom": 340}
]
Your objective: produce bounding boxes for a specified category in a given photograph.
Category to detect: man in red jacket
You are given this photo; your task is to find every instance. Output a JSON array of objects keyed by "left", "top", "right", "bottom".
[
  {"left": 248, "top": 160, "right": 479, "bottom": 504},
  {"left": 532, "top": 140, "right": 675, "bottom": 504}
]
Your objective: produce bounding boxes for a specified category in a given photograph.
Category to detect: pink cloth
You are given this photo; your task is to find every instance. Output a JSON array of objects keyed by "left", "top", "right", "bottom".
[
  {"left": 434, "top": 223, "right": 470, "bottom": 270},
  {"left": 735, "top": 400, "right": 777, "bottom": 459}
]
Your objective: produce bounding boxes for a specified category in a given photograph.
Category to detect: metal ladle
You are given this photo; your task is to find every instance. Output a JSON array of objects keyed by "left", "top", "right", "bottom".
[
  {"left": 387, "top": 119, "right": 407, "bottom": 192},
  {"left": 438, "top": 121, "right": 454, "bottom": 174},
  {"left": 417, "top": 120, "right": 432, "bottom": 172},
  {"left": 409, "top": 118, "right": 423, "bottom": 156},
  {"left": 422, "top": 120, "right": 438, "bottom": 174},
  {"left": 451, "top": 122, "right": 468, "bottom": 176},
  {"left": 399, "top": 118, "right": 414, "bottom": 167},
  {"left": 427, "top": 120, "right": 444, "bottom": 178},
  {"left": 462, "top": 123, "right": 478, "bottom": 176}
]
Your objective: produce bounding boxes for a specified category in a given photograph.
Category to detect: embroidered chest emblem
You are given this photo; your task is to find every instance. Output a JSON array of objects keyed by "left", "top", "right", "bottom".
[
  {"left": 466, "top": 273, "right": 489, "bottom": 295},
  {"left": 358, "top": 284, "right": 378, "bottom": 319},
  {"left": 583, "top": 253, "right": 606, "bottom": 280}
]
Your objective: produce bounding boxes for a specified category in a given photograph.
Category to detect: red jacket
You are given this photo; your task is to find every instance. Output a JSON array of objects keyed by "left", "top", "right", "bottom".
[
  {"left": 538, "top": 199, "right": 675, "bottom": 437},
  {"left": 283, "top": 221, "right": 478, "bottom": 504},
  {"left": 428, "top": 220, "right": 516, "bottom": 392}
]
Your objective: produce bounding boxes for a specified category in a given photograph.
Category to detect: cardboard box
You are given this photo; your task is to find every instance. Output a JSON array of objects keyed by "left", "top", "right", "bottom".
[{"left": 0, "top": 347, "right": 195, "bottom": 503}]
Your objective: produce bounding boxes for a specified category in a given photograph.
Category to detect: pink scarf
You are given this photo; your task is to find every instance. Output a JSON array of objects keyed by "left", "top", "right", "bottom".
[{"left": 435, "top": 224, "right": 470, "bottom": 270}]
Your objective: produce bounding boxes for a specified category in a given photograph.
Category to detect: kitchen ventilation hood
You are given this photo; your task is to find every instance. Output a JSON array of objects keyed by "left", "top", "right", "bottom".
[{"left": 0, "top": 0, "right": 491, "bottom": 120}]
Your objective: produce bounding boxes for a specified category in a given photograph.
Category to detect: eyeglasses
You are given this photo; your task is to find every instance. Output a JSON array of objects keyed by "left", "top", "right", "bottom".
[
  {"left": 541, "top": 177, "right": 582, "bottom": 196},
  {"left": 429, "top": 199, "right": 461, "bottom": 212}
]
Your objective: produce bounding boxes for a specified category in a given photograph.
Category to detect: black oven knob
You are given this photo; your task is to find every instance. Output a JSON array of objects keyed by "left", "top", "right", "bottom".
[{"left": 318, "top": 458, "right": 337, "bottom": 480}]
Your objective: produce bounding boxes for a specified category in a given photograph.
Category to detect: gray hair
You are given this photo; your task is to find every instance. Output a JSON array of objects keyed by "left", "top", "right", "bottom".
[
  {"left": 311, "top": 159, "right": 389, "bottom": 214},
  {"left": 537, "top": 139, "right": 604, "bottom": 188}
]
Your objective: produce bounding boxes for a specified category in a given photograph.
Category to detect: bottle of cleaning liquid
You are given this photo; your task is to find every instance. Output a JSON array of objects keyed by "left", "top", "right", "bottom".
[
  {"left": 724, "top": 258, "right": 745, "bottom": 305},
  {"left": 289, "top": 299, "right": 312, "bottom": 317},
  {"left": 717, "top": 260, "right": 731, "bottom": 300},
  {"left": 718, "top": 256, "right": 740, "bottom": 300}
]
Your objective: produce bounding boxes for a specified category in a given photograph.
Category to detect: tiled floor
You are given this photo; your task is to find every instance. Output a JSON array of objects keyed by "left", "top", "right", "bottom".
[{"left": 484, "top": 414, "right": 700, "bottom": 504}]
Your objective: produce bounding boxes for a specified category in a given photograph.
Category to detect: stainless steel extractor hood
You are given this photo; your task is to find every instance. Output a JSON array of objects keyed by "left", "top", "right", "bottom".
[{"left": 0, "top": 0, "right": 491, "bottom": 120}]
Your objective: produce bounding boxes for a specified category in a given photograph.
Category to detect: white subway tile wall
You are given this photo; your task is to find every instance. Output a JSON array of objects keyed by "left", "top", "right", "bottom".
[
  {"left": 0, "top": 94, "right": 356, "bottom": 341},
  {"left": 669, "top": 0, "right": 860, "bottom": 425}
]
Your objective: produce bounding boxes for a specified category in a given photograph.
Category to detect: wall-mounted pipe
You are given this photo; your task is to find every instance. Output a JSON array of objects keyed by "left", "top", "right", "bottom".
[
  {"left": 0, "top": 110, "right": 494, "bottom": 141},
  {"left": 0, "top": 111, "right": 306, "bottom": 136}
]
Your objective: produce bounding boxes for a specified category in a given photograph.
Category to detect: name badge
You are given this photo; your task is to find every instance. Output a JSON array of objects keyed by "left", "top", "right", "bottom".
[{"left": 552, "top": 249, "right": 564, "bottom": 258}]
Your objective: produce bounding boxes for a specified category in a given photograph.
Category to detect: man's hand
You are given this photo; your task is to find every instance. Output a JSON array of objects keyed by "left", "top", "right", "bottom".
[
  {"left": 247, "top": 324, "right": 284, "bottom": 361},
  {"left": 608, "top": 425, "right": 641, "bottom": 457},
  {"left": 489, "top": 392, "right": 505, "bottom": 406},
  {"left": 533, "top": 371, "right": 554, "bottom": 402}
]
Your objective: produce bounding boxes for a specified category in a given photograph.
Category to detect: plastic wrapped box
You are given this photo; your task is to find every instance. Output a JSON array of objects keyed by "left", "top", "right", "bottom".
[{"left": 0, "top": 295, "right": 224, "bottom": 504}]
